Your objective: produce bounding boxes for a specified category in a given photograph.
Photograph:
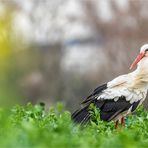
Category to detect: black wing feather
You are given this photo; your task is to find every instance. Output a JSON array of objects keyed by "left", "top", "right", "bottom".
[
  {"left": 99, "top": 98, "right": 140, "bottom": 121},
  {"left": 72, "top": 83, "right": 141, "bottom": 124},
  {"left": 81, "top": 83, "right": 107, "bottom": 104},
  {"left": 99, "top": 97, "right": 132, "bottom": 121},
  {"left": 131, "top": 100, "right": 140, "bottom": 112},
  {"left": 72, "top": 84, "right": 107, "bottom": 123}
]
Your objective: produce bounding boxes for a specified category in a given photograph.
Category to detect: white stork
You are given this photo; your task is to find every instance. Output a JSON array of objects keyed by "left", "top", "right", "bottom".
[{"left": 72, "top": 44, "right": 148, "bottom": 128}]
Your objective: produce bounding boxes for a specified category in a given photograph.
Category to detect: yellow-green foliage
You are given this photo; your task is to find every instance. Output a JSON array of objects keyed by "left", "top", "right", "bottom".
[
  {"left": 0, "top": 103, "right": 147, "bottom": 148},
  {"left": 0, "top": 8, "right": 22, "bottom": 105},
  {"left": 0, "top": 10, "right": 13, "bottom": 80}
]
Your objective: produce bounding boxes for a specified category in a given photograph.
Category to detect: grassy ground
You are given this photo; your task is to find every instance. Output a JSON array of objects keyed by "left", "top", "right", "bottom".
[{"left": 0, "top": 103, "right": 148, "bottom": 148}]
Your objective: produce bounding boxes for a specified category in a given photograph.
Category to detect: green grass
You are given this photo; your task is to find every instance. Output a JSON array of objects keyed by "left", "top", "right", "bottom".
[{"left": 0, "top": 103, "right": 148, "bottom": 148}]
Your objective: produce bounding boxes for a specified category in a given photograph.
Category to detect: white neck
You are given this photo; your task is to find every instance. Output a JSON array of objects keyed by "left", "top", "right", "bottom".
[{"left": 131, "top": 57, "right": 148, "bottom": 88}]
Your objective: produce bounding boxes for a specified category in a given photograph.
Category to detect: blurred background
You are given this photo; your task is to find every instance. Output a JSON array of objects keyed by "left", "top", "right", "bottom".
[{"left": 1, "top": 0, "right": 148, "bottom": 111}]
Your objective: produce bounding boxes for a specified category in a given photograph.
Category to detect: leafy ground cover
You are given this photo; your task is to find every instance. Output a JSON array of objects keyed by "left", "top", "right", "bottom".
[{"left": 0, "top": 103, "right": 148, "bottom": 148}]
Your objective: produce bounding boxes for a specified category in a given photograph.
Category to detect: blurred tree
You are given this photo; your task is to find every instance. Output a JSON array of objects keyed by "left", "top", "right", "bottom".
[
  {"left": 0, "top": 5, "right": 24, "bottom": 106},
  {"left": 1, "top": 0, "right": 148, "bottom": 110},
  {"left": 82, "top": 0, "right": 148, "bottom": 108}
]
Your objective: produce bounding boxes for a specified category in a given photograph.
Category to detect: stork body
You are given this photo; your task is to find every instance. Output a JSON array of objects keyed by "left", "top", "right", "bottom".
[{"left": 72, "top": 44, "right": 148, "bottom": 128}]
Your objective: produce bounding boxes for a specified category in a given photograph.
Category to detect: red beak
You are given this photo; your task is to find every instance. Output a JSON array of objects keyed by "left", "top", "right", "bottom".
[{"left": 130, "top": 52, "right": 145, "bottom": 69}]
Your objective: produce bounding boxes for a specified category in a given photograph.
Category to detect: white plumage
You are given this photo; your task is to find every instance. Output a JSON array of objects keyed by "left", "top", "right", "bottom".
[
  {"left": 72, "top": 44, "right": 148, "bottom": 128},
  {"left": 98, "top": 73, "right": 147, "bottom": 104}
]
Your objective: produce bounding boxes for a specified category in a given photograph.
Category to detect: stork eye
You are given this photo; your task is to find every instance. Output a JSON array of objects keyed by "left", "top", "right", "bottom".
[{"left": 145, "top": 49, "right": 148, "bottom": 52}]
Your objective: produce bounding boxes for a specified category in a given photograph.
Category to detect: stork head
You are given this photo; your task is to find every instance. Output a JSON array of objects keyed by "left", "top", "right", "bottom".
[{"left": 130, "top": 44, "right": 148, "bottom": 69}]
